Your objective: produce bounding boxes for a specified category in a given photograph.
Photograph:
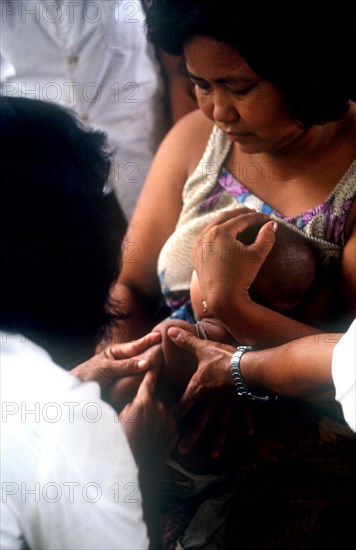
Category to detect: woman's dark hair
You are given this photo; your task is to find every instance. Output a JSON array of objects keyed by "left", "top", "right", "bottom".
[
  {"left": 144, "top": 0, "right": 356, "bottom": 126},
  {"left": 0, "top": 97, "right": 126, "bottom": 366}
]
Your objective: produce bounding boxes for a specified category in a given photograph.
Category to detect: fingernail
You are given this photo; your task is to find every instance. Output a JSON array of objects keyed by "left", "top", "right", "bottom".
[
  {"left": 272, "top": 221, "right": 278, "bottom": 232},
  {"left": 137, "top": 359, "right": 148, "bottom": 369}
]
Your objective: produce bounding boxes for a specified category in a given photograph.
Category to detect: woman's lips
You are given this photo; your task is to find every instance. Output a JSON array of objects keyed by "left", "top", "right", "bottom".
[{"left": 226, "top": 131, "right": 251, "bottom": 141}]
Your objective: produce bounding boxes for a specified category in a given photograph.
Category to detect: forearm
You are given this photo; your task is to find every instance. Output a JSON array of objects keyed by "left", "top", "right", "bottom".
[
  {"left": 215, "top": 298, "right": 322, "bottom": 348},
  {"left": 240, "top": 333, "right": 343, "bottom": 403}
]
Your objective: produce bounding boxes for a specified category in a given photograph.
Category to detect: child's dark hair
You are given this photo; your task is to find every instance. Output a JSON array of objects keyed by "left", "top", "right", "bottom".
[{"left": 0, "top": 97, "right": 126, "bottom": 366}]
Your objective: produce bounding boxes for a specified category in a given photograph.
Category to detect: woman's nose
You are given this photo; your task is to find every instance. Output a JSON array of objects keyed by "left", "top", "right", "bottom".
[{"left": 213, "top": 91, "right": 239, "bottom": 124}]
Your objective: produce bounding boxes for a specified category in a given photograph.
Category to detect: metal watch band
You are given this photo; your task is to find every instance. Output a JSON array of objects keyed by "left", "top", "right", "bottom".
[{"left": 231, "top": 345, "right": 275, "bottom": 402}]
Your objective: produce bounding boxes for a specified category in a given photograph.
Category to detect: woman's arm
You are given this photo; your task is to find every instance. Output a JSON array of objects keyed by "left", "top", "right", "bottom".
[
  {"left": 104, "top": 110, "right": 213, "bottom": 344},
  {"left": 240, "top": 333, "right": 341, "bottom": 403},
  {"left": 167, "top": 328, "right": 342, "bottom": 407}
]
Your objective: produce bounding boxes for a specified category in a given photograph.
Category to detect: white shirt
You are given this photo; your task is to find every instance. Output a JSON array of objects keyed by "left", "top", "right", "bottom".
[
  {"left": 332, "top": 320, "right": 356, "bottom": 432},
  {"left": 0, "top": 334, "right": 149, "bottom": 550},
  {"left": 0, "top": 0, "right": 168, "bottom": 219}
]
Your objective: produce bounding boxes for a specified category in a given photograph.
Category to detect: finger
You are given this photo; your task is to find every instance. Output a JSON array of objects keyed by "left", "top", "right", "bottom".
[
  {"left": 252, "top": 219, "right": 277, "bottom": 257},
  {"left": 200, "top": 207, "right": 258, "bottom": 233},
  {"left": 108, "top": 356, "right": 150, "bottom": 377},
  {"left": 133, "top": 365, "right": 161, "bottom": 403},
  {"left": 166, "top": 327, "right": 212, "bottom": 415},
  {"left": 167, "top": 326, "right": 205, "bottom": 355},
  {"left": 234, "top": 218, "right": 278, "bottom": 271},
  {"left": 75, "top": 357, "right": 148, "bottom": 398},
  {"left": 217, "top": 211, "right": 272, "bottom": 240},
  {"left": 109, "top": 331, "right": 162, "bottom": 359},
  {"left": 193, "top": 212, "right": 272, "bottom": 264},
  {"left": 199, "top": 208, "right": 270, "bottom": 238},
  {"left": 195, "top": 215, "right": 276, "bottom": 270},
  {"left": 71, "top": 356, "right": 146, "bottom": 386}
]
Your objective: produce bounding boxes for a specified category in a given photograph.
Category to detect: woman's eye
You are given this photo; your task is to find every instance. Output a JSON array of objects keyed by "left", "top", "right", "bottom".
[
  {"left": 193, "top": 81, "right": 211, "bottom": 93},
  {"left": 230, "top": 85, "right": 255, "bottom": 97}
]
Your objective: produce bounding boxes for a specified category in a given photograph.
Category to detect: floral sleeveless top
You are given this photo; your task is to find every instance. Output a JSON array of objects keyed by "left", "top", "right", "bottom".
[{"left": 158, "top": 125, "right": 356, "bottom": 317}]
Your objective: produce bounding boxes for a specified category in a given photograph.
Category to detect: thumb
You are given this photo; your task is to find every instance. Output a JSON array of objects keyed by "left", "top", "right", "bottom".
[
  {"left": 252, "top": 220, "right": 277, "bottom": 260},
  {"left": 167, "top": 326, "right": 205, "bottom": 354}
]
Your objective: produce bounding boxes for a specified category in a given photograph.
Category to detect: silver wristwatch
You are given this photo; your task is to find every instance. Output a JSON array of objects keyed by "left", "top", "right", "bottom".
[{"left": 231, "top": 345, "right": 276, "bottom": 402}]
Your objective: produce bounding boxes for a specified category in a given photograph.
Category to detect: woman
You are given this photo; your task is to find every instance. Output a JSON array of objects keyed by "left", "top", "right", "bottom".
[
  {"left": 104, "top": 0, "right": 356, "bottom": 435},
  {"left": 105, "top": 0, "right": 356, "bottom": 348}
]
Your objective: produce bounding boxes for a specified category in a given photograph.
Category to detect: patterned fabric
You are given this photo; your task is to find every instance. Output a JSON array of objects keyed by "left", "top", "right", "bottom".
[
  {"left": 204, "top": 168, "right": 354, "bottom": 245},
  {"left": 158, "top": 125, "right": 356, "bottom": 314}
]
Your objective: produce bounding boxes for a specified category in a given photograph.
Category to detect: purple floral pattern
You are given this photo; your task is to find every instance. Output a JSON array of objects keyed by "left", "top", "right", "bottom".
[{"left": 199, "top": 168, "right": 353, "bottom": 246}]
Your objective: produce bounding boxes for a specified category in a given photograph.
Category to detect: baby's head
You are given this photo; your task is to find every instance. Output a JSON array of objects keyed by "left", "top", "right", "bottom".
[
  {"left": 242, "top": 221, "right": 317, "bottom": 312},
  {"left": 191, "top": 221, "right": 317, "bottom": 317}
]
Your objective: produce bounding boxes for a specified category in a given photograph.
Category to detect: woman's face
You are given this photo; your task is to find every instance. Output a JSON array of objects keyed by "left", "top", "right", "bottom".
[{"left": 184, "top": 36, "right": 304, "bottom": 154}]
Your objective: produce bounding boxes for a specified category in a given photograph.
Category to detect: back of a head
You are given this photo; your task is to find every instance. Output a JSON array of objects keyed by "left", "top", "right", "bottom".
[
  {"left": 0, "top": 97, "right": 125, "bottom": 366},
  {"left": 238, "top": 222, "right": 317, "bottom": 313}
]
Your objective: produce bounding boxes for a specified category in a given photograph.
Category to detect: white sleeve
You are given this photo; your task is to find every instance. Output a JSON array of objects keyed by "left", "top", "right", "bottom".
[{"left": 332, "top": 320, "right": 356, "bottom": 432}]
